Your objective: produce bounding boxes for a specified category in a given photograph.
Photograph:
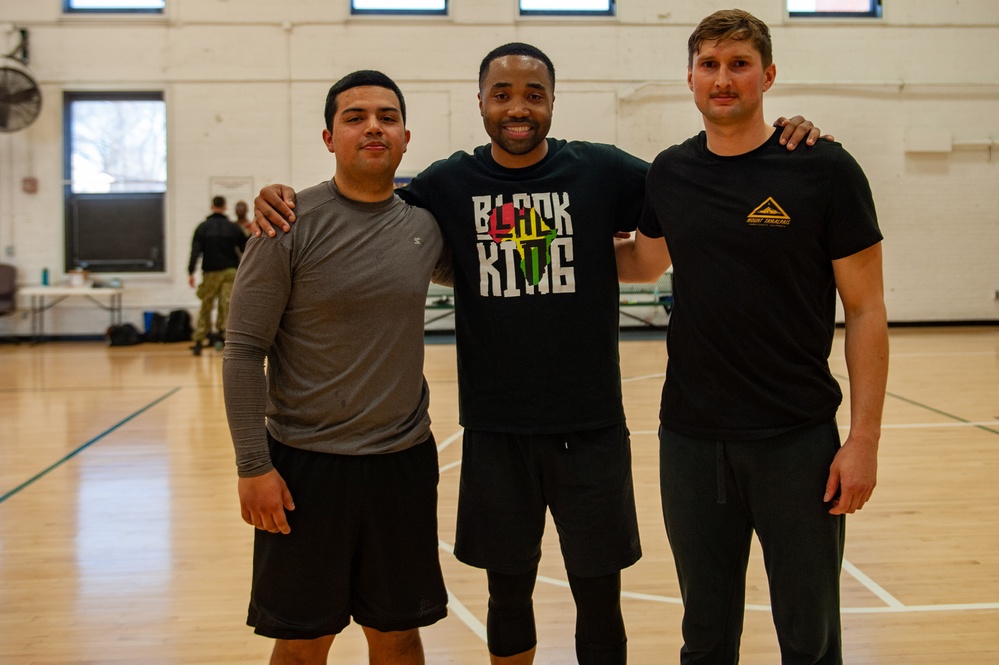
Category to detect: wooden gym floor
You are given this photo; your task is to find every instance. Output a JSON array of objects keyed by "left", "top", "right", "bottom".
[{"left": 1, "top": 326, "right": 997, "bottom": 664}]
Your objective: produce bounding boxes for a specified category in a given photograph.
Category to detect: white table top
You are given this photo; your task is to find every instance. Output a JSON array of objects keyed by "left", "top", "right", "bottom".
[{"left": 20, "top": 285, "right": 123, "bottom": 297}]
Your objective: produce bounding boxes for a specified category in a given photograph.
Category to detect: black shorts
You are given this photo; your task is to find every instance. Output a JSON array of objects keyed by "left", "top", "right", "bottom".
[
  {"left": 454, "top": 424, "right": 641, "bottom": 577},
  {"left": 248, "top": 434, "right": 448, "bottom": 640}
]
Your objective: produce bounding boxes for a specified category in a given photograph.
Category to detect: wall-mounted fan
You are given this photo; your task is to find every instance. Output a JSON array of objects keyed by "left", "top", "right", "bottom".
[{"left": 0, "top": 28, "right": 42, "bottom": 133}]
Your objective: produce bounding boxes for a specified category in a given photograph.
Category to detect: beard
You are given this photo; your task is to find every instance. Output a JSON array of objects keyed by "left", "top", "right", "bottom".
[{"left": 484, "top": 118, "right": 550, "bottom": 157}]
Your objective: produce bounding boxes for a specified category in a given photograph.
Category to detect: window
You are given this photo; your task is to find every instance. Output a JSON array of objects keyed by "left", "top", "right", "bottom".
[
  {"left": 787, "top": 0, "right": 881, "bottom": 18},
  {"left": 351, "top": 0, "right": 447, "bottom": 15},
  {"left": 519, "top": 0, "right": 615, "bottom": 16},
  {"left": 64, "top": 0, "right": 164, "bottom": 12},
  {"left": 64, "top": 92, "right": 167, "bottom": 273}
]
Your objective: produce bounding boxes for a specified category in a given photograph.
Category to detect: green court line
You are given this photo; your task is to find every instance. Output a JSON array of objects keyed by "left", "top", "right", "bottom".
[{"left": 0, "top": 387, "right": 181, "bottom": 504}]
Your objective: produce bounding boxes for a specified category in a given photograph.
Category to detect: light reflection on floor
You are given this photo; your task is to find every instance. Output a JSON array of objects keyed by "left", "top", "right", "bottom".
[{"left": 75, "top": 449, "right": 172, "bottom": 598}]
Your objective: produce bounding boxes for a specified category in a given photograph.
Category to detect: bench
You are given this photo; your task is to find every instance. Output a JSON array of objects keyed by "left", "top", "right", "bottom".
[
  {"left": 425, "top": 283, "right": 456, "bottom": 326},
  {"left": 424, "top": 271, "right": 673, "bottom": 328},
  {"left": 618, "top": 271, "right": 673, "bottom": 327}
]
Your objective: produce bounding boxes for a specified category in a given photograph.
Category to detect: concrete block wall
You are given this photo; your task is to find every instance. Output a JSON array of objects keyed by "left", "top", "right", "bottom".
[{"left": 0, "top": 0, "right": 996, "bottom": 335}]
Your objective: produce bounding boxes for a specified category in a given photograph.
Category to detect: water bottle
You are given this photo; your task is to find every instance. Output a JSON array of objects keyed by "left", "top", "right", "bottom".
[{"left": 41, "top": 267, "right": 49, "bottom": 286}]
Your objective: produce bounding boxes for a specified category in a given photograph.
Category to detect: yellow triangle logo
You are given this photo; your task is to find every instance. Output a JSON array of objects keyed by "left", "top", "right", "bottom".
[{"left": 748, "top": 197, "right": 790, "bottom": 221}]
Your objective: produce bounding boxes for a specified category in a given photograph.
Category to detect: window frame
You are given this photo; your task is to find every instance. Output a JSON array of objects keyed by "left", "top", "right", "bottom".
[
  {"left": 350, "top": 0, "right": 448, "bottom": 16},
  {"left": 63, "top": 91, "right": 168, "bottom": 274},
  {"left": 518, "top": 0, "right": 616, "bottom": 17},
  {"left": 787, "top": 0, "right": 882, "bottom": 19},
  {"left": 63, "top": 0, "right": 165, "bottom": 14}
]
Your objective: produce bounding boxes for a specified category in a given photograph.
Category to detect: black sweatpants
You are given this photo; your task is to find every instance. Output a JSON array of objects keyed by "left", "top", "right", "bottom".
[{"left": 660, "top": 421, "right": 845, "bottom": 665}]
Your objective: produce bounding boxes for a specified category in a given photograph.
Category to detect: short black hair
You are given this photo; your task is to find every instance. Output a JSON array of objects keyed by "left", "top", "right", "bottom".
[
  {"left": 478, "top": 42, "right": 556, "bottom": 91},
  {"left": 324, "top": 70, "right": 406, "bottom": 131},
  {"left": 212, "top": 195, "right": 225, "bottom": 208}
]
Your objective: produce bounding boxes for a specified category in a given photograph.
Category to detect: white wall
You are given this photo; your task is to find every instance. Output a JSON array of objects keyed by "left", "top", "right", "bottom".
[{"left": 0, "top": 0, "right": 997, "bottom": 335}]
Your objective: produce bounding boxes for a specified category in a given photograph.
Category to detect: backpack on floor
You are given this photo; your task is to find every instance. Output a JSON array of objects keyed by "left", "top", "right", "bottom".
[
  {"left": 106, "top": 323, "right": 143, "bottom": 347},
  {"left": 145, "top": 312, "right": 168, "bottom": 343},
  {"left": 165, "top": 309, "right": 193, "bottom": 342}
]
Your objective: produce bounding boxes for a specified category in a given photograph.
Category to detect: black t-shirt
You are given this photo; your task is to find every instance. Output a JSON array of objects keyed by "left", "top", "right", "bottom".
[
  {"left": 638, "top": 131, "right": 882, "bottom": 439},
  {"left": 403, "top": 138, "right": 649, "bottom": 434},
  {"left": 189, "top": 212, "right": 247, "bottom": 274}
]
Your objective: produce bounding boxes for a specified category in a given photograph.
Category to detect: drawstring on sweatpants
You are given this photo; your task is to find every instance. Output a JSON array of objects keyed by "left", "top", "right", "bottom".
[{"left": 716, "top": 441, "right": 727, "bottom": 504}]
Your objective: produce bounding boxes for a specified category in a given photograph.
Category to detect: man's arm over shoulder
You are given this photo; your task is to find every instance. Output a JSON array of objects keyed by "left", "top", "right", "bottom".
[
  {"left": 253, "top": 184, "right": 298, "bottom": 237},
  {"left": 615, "top": 230, "right": 671, "bottom": 283},
  {"left": 773, "top": 115, "right": 831, "bottom": 150},
  {"left": 253, "top": 180, "right": 343, "bottom": 238}
]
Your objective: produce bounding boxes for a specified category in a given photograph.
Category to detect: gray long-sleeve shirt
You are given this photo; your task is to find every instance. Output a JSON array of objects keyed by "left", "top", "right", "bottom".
[{"left": 222, "top": 180, "right": 448, "bottom": 477}]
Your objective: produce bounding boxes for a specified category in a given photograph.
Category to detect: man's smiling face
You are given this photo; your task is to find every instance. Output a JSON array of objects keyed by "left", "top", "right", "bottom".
[{"left": 478, "top": 55, "right": 555, "bottom": 169}]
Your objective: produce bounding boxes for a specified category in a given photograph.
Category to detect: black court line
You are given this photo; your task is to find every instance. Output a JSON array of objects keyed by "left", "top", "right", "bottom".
[
  {"left": 833, "top": 371, "right": 999, "bottom": 437},
  {"left": 886, "top": 389, "right": 999, "bottom": 436},
  {"left": 0, "top": 387, "right": 182, "bottom": 505}
]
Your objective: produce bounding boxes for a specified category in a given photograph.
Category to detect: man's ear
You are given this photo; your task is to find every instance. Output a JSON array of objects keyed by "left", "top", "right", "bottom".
[
  {"left": 322, "top": 128, "right": 335, "bottom": 154},
  {"left": 763, "top": 63, "right": 776, "bottom": 93}
]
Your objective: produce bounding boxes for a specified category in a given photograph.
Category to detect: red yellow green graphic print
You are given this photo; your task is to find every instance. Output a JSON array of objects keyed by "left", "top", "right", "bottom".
[{"left": 473, "top": 192, "right": 576, "bottom": 297}]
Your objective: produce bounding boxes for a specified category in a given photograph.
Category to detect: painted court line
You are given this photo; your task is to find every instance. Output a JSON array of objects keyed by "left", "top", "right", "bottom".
[
  {"left": 628, "top": 421, "right": 999, "bottom": 437},
  {"left": 439, "top": 538, "right": 489, "bottom": 643},
  {"left": 434, "top": 542, "right": 999, "bottom": 616},
  {"left": 843, "top": 558, "right": 905, "bottom": 609},
  {"left": 622, "top": 373, "right": 664, "bottom": 383},
  {"left": 445, "top": 588, "right": 488, "bottom": 642},
  {"left": 877, "top": 421, "right": 999, "bottom": 429},
  {"left": 889, "top": 351, "right": 996, "bottom": 358},
  {"left": 547, "top": 569, "right": 999, "bottom": 615},
  {"left": 437, "top": 429, "right": 463, "bottom": 453},
  {"left": 841, "top": 601, "right": 999, "bottom": 613},
  {"left": 0, "top": 387, "right": 182, "bottom": 505},
  {"left": 438, "top": 429, "right": 464, "bottom": 473}
]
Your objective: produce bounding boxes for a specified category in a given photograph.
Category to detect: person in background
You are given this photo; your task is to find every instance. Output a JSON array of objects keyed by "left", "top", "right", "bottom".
[
  {"left": 234, "top": 200, "right": 254, "bottom": 237},
  {"left": 223, "top": 70, "right": 451, "bottom": 665},
  {"left": 615, "top": 9, "right": 888, "bottom": 663},
  {"left": 187, "top": 195, "right": 246, "bottom": 355}
]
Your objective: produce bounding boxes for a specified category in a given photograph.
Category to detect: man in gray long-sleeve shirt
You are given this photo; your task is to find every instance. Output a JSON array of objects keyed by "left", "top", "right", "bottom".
[{"left": 222, "top": 70, "right": 450, "bottom": 665}]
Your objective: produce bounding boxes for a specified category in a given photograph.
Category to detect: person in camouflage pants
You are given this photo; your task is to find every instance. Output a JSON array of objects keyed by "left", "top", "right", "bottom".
[
  {"left": 194, "top": 266, "right": 238, "bottom": 350},
  {"left": 188, "top": 196, "right": 246, "bottom": 355}
]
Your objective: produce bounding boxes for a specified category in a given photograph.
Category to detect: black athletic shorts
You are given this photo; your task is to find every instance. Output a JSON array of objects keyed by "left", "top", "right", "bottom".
[
  {"left": 454, "top": 423, "right": 641, "bottom": 577},
  {"left": 247, "top": 433, "right": 448, "bottom": 640}
]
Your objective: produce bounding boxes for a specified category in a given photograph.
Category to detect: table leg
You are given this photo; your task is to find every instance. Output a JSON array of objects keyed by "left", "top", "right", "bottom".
[{"left": 30, "top": 295, "right": 43, "bottom": 343}]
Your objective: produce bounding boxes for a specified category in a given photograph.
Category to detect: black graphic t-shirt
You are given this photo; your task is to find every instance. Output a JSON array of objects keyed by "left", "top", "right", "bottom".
[
  {"left": 403, "top": 138, "right": 649, "bottom": 434},
  {"left": 638, "top": 130, "right": 883, "bottom": 439}
]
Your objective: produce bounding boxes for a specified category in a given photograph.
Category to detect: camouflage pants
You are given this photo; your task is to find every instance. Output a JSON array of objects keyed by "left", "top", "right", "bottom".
[{"left": 194, "top": 267, "right": 237, "bottom": 343}]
